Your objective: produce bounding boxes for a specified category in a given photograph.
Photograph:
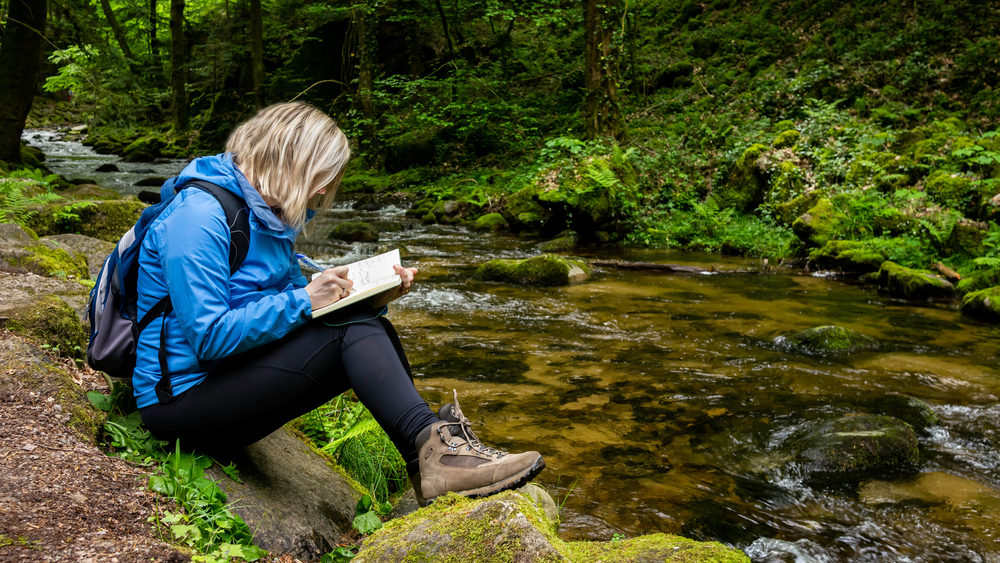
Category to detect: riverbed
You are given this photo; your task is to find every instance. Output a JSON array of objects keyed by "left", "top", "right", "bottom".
[{"left": 27, "top": 129, "right": 1000, "bottom": 562}]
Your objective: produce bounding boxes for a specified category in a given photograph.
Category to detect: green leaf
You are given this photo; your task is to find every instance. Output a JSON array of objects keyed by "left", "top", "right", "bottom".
[
  {"left": 356, "top": 494, "right": 373, "bottom": 515},
  {"left": 87, "top": 391, "right": 113, "bottom": 411},
  {"left": 352, "top": 511, "right": 383, "bottom": 535}
]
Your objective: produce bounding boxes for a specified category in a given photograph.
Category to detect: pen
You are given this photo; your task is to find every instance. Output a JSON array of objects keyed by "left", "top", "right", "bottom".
[{"left": 295, "top": 253, "right": 326, "bottom": 272}]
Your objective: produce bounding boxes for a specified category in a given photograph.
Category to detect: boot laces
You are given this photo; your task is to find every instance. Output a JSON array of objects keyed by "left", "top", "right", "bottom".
[{"left": 439, "top": 389, "right": 507, "bottom": 459}]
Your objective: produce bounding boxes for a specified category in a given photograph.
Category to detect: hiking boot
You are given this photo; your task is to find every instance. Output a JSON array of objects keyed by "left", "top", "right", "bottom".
[
  {"left": 438, "top": 402, "right": 460, "bottom": 423},
  {"left": 408, "top": 404, "right": 464, "bottom": 508},
  {"left": 415, "top": 390, "right": 545, "bottom": 504}
]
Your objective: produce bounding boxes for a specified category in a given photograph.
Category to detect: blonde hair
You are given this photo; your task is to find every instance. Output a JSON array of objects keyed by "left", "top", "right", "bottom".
[{"left": 226, "top": 102, "right": 350, "bottom": 229}]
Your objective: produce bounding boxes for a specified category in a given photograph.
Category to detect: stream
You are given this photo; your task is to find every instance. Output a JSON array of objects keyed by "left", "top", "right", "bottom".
[{"left": 27, "top": 129, "right": 1000, "bottom": 562}]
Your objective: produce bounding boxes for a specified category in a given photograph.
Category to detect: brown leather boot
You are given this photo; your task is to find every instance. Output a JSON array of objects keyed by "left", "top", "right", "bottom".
[{"left": 416, "top": 390, "right": 545, "bottom": 504}]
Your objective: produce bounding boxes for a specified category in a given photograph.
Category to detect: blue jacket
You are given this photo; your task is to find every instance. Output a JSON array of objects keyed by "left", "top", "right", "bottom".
[{"left": 133, "top": 153, "right": 315, "bottom": 408}]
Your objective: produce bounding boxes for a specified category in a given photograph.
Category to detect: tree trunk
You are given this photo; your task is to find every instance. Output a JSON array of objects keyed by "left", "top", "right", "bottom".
[
  {"left": 583, "top": 0, "right": 625, "bottom": 140},
  {"left": 150, "top": 0, "right": 159, "bottom": 62},
  {"left": 170, "top": 0, "right": 188, "bottom": 130},
  {"left": 99, "top": 0, "right": 135, "bottom": 62},
  {"left": 353, "top": 1, "right": 379, "bottom": 156},
  {"left": 0, "top": 0, "right": 48, "bottom": 164},
  {"left": 250, "top": 0, "right": 264, "bottom": 110},
  {"left": 433, "top": 0, "right": 454, "bottom": 56}
]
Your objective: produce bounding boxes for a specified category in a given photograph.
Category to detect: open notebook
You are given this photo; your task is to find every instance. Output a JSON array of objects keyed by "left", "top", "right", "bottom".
[{"left": 310, "top": 249, "right": 401, "bottom": 318}]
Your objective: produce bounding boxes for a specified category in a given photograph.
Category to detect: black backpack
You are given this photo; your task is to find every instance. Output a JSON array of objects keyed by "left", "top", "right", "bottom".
[{"left": 87, "top": 180, "right": 250, "bottom": 403}]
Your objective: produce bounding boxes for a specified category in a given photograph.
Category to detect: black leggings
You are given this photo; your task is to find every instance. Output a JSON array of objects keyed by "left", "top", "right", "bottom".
[{"left": 140, "top": 317, "right": 439, "bottom": 465}]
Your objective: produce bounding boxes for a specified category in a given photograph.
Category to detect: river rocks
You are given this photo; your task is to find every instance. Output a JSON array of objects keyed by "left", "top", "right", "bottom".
[
  {"left": 206, "top": 427, "right": 363, "bottom": 561},
  {"left": 781, "top": 326, "right": 878, "bottom": 354},
  {"left": 960, "top": 286, "right": 1000, "bottom": 321},
  {"left": 538, "top": 232, "right": 580, "bottom": 252},
  {"left": 473, "top": 212, "right": 506, "bottom": 232},
  {"left": 95, "top": 163, "right": 120, "bottom": 173},
  {"left": 330, "top": 222, "right": 379, "bottom": 243},
  {"left": 25, "top": 199, "right": 147, "bottom": 243},
  {"left": 43, "top": 234, "right": 115, "bottom": 279},
  {"left": 477, "top": 254, "right": 591, "bottom": 286},
  {"left": 353, "top": 194, "right": 384, "bottom": 211},
  {"left": 134, "top": 176, "right": 168, "bottom": 187},
  {"left": 0, "top": 224, "right": 89, "bottom": 280},
  {"left": 356, "top": 490, "right": 748, "bottom": 563},
  {"left": 808, "top": 240, "right": 887, "bottom": 273},
  {"left": 792, "top": 198, "right": 842, "bottom": 247},
  {"left": 59, "top": 184, "right": 122, "bottom": 200},
  {"left": 877, "top": 261, "right": 954, "bottom": 300},
  {"left": 796, "top": 415, "right": 920, "bottom": 484},
  {"left": 868, "top": 395, "right": 939, "bottom": 434}
]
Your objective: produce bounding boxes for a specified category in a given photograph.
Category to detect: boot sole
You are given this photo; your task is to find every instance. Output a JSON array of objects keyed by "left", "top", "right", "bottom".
[{"left": 426, "top": 455, "right": 546, "bottom": 505}]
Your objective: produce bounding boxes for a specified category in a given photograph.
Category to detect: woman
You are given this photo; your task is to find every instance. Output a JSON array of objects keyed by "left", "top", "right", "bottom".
[{"left": 133, "top": 102, "right": 544, "bottom": 505}]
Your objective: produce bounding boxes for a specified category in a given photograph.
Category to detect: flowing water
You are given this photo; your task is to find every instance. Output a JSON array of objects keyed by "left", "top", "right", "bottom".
[{"left": 28, "top": 130, "right": 1000, "bottom": 562}]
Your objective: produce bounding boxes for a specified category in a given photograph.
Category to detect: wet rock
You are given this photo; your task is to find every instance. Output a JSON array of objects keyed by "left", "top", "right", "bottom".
[
  {"left": 132, "top": 168, "right": 155, "bottom": 174},
  {"left": 357, "top": 490, "right": 748, "bottom": 563},
  {"left": 877, "top": 261, "right": 954, "bottom": 300},
  {"left": 25, "top": 200, "right": 147, "bottom": 243},
  {"left": 781, "top": 326, "right": 878, "bottom": 354},
  {"left": 370, "top": 221, "right": 405, "bottom": 233},
  {"left": 960, "top": 286, "right": 1000, "bottom": 321},
  {"left": 95, "top": 163, "right": 120, "bottom": 173},
  {"left": 796, "top": 415, "right": 920, "bottom": 484},
  {"left": 775, "top": 191, "right": 820, "bottom": 227},
  {"left": 42, "top": 234, "right": 116, "bottom": 279},
  {"left": 0, "top": 224, "right": 90, "bottom": 280},
  {"left": 808, "top": 240, "right": 887, "bottom": 273},
  {"left": 60, "top": 184, "right": 122, "bottom": 200},
  {"left": 538, "top": 233, "right": 579, "bottom": 252},
  {"left": 330, "top": 222, "right": 379, "bottom": 243},
  {"left": 869, "top": 395, "right": 939, "bottom": 434},
  {"left": 352, "top": 194, "right": 383, "bottom": 211},
  {"left": 476, "top": 254, "right": 590, "bottom": 286},
  {"left": 134, "top": 177, "right": 168, "bottom": 187},
  {"left": 137, "top": 190, "right": 162, "bottom": 205},
  {"left": 121, "top": 135, "right": 165, "bottom": 163},
  {"left": 473, "top": 213, "right": 506, "bottom": 232},
  {"left": 206, "top": 427, "right": 362, "bottom": 561}
]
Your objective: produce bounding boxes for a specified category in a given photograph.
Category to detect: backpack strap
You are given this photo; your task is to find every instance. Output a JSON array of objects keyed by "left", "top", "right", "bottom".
[{"left": 139, "top": 180, "right": 252, "bottom": 404}]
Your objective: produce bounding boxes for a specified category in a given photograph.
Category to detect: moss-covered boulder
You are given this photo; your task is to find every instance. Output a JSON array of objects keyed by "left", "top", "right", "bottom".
[
  {"left": 0, "top": 224, "right": 89, "bottom": 280},
  {"left": 792, "top": 198, "right": 843, "bottom": 247},
  {"left": 1, "top": 294, "right": 88, "bottom": 356},
  {"left": 775, "top": 191, "right": 821, "bottom": 226},
  {"left": 534, "top": 156, "right": 636, "bottom": 232},
  {"left": 765, "top": 160, "right": 805, "bottom": 205},
  {"left": 781, "top": 326, "right": 878, "bottom": 354},
  {"left": 925, "top": 171, "right": 979, "bottom": 217},
  {"left": 957, "top": 269, "right": 1000, "bottom": 295},
  {"left": 120, "top": 135, "right": 166, "bottom": 163},
  {"left": 796, "top": 415, "right": 920, "bottom": 484},
  {"left": 716, "top": 143, "right": 767, "bottom": 212},
  {"left": 43, "top": 234, "right": 116, "bottom": 279},
  {"left": 25, "top": 199, "right": 147, "bottom": 243},
  {"left": 503, "top": 184, "right": 548, "bottom": 229},
  {"left": 960, "top": 286, "right": 1000, "bottom": 321},
  {"left": 942, "top": 220, "right": 987, "bottom": 257},
  {"left": 473, "top": 213, "right": 507, "bottom": 232},
  {"left": 809, "top": 240, "right": 888, "bottom": 273},
  {"left": 477, "top": 254, "right": 590, "bottom": 286},
  {"left": 877, "top": 261, "right": 954, "bottom": 300},
  {"left": 58, "top": 184, "right": 123, "bottom": 200},
  {"left": 355, "top": 490, "right": 749, "bottom": 563},
  {"left": 772, "top": 129, "right": 800, "bottom": 149},
  {"left": 870, "top": 207, "right": 916, "bottom": 236},
  {"left": 538, "top": 233, "right": 579, "bottom": 252},
  {"left": 869, "top": 395, "right": 940, "bottom": 435},
  {"left": 331, "top": 222, "right": 380, "bottom": 243}
]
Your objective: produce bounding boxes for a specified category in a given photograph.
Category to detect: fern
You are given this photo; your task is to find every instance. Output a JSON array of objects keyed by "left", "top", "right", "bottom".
[
  {"left": 917, "top": 212, "right": 959, "bottom": 244},
  {"left": 584, "top": 165, "right": 620, "bottom": 191},
  {"left": 0, "top": 179, "right": 62, "bottom": 225},
  {"left": 323, "top": 418, "right": 383, "bottom": 455},
  {"left": 974, "top": 256, "right": 1000, "bottom": 269}
]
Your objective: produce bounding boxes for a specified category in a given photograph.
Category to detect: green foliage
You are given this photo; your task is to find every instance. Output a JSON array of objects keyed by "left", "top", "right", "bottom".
[
  {"left": 352, "top": 494, "right": 384, "bottom": 535},
  {"left": 0, "top": 174, "right": 63, "bottom": 225}
]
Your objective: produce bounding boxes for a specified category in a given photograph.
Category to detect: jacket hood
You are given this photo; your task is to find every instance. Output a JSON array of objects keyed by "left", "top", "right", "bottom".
[{"left": 163, "top": 153, "right": 288, "bottom": 234}]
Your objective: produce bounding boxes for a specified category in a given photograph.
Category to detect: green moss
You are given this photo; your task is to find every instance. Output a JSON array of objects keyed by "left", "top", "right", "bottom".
[
  {"left": 538, "top": 234, "right": 579, "bottom": 252},
  {"left": 476, "top": 254, "right": 590, "bottom": 286},
  {"left": 783, "top": 325, "right": 878, "bottom": 353},
  {"left": 473, "top": 213, "right": 507, "bottom": 232},
  {"left": 534, "top": 157, "right": 633, "bottom": 227},
  {"left": 5, "top": 241, "right": 91, "bottom": 279},
  {"left": 772, "top": 129, "right": 800, "bottom": 149},
  {"left": 809, "top": 240, "right": 887, "bottom": 273},
  {"left": 791, "top": 198, "right": 843, "bottom": 247},
  {"left": 560, "top": 534, "right": 750, "bottom": 563},
  {"left": 870, "top": 395, "right": 940, "bottom": 433},
  {"left": 871, "top": 208, "right": 916, "bottom": 236},
  {"left": 3, "top": 295, "right": 87, "bottom": 355},
  {"left": 717, "top": 143, "right": 767, "bottom": 212},
  {"left": 957, "top": 269, "right": 1000, "bottom": 294},
  {"left": 504, "top": 184, "right": 545, "bottom": 220},
  {"left": 421, "top": 211, "right": 437, "bottom": 224},
  {"left": 775, "top": 191, "right": 821, "bottom": 226},
  {"left": 801, "top": 415, "right": 920, "bottom": 483},
  {"left": 121, "top": 135, "right": 166, "bottom": 162},
  {"left": 27, "top": 200, "right": 147, "bottom": 243},
  {"left": 766, "top": 160, "right": 804, "bottom": 205},
  {"left": 340, "top": 170, "right": 392, "bottom": 195},
  {"left": 877, "top": 261, "right": 954, "bottom": 300},
  {"left": 925, "top": 171, "right": 978, "bottom": 216},
  {"left": 331, "top": 222, "right": 380, "bottom": 242},
  {"left": 961, "top": 286, "right": 1000, "bottom": 321}
]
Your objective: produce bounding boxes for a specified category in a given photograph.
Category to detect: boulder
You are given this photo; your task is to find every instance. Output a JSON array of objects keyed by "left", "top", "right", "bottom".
[
  {"left": 780, "top": 326, "right": 878, "bottom": 354},
  {"left": 792, "top": 198, "right": 843, "bottom": 247},
  {"left": 877, "top": 261, "right": 954, "bottom": 300},
  {"left": 538, "top": 233, "right": 580, "bottom": 252},
  {"left": 59, "top": 184, "right": 122, "bottom": 201},
  {"left": 774, "top": 191, "right": 820, "bottom": 227},
  {"left": 961, "top": 286, "right": 1000, "bottom": 321},
  {"left": 42, "top": 234, "right": 116, "bottom": 279},
  {"left": 134, "top": 176, "right": 168, "bottom": 187},
  {"left": 534, "top": 156, "right": 636, "bottom": 232},
  {"left": 0, "top": 224, "right": 89, "bottom": 280},
  {"left": 25, "top": 200, "right": 147, "bottom": 243},
  {"left": 121, "top": 135, "right": 166, "bottom": 163},
  {"left": 476, "top": 254, "right": 590, "bottom": 286},
  {"left": 206, "top": 427, "right": 363, "bottom": 561},
  {"left": 868, "top": 395, "right": 939, "bottom": 435},
  {"left": 330, "top": 222, "right": 380, "bottom": 243},
  {"left": 716, "top": 143, "right": 767, "bottom": 212},
  {"left": 0, "top": 292, "right": 89, "bottom": 355},
  {"left": 808, "top": 240, "right": 887, "bottom": 273},
  {"left": 796, "top": 415, "right": 920, "bottom": 484},
  {"left": 473, "top": 213, "right": 507, "bottom": 232},
  {"left": 356, "top": 490, "right": 748, "bottom": 563},
  {"left": 95, "top": 163, "right": 120, "bottom": 173}
]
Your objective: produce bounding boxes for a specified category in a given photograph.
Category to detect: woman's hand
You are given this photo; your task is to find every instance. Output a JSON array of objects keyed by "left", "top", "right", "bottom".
[
  {"left": 305, "top": 266, "right": 353, "bottom": 310},
  {"left": 370, "top": 265, "right": 418, "bottom": 308}
]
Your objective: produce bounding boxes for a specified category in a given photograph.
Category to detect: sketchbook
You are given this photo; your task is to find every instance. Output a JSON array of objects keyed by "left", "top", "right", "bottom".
[{"left": 310, "top": 249, "right": 402, "bottom": 318}]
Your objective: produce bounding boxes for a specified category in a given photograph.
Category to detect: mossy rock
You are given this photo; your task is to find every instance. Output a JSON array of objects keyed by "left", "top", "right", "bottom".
[
  {"left": 370, "top": 221, "right": 405, "bottom": 233},
  {"left": 421, "top": 212, "right": 437, "bottom": 225},
  {"left": 59, "top": 184, "right": 123, "bottom": 201},
  {"left": 782, "top": 325, "right": 878, "bottom": 354},
  {"left": 957, "top": 269, "right": 1000, "bottom": 295},
  {"left": 0, "top": 223, "right": 90, "bottom": 279},
  {"left": 330, "top": 222, "right": 380, "bottom": 243},
  {"left": 517, "top": 212, "right": 543, "bottom": 228},
  {"left": 766, "top": 160, "right": 805, "bottom": 205},
  {"left": 356, "top": 490, "right": 749, "bottom": 563},
  {"left": 925, "top": 171, "right": 979, "bottom": 217},
  {"left": 870, "top": 208, "right": 916, "bottom": 236},
  {"left": 534, "top": 156, "right": 635, "bottom": 230},
  {"left": 792, "top": 198, "right": 843, "bottom": 247},
  {"left": 134, "top": 176, "right": 169, "bottom": 188},
  {"left": 25, "top": 199, "right": 147, "bottom": 243},
  {"left": 772, "top": 129, "right": 800, "bottom": 149},
  {"left": 796, "top": 415, "right": 920, "bottom": 484},
  {"left": 503, "top": 184, "right": 548, "bottom": 227},
  {"left": 476, "top": 254, "right": 590, "bottom": 286},
  {"left": 809, "top": 241, "right": 887, "bottom": 273},
  {"left": 942, "top": 221, "right": 987, "bottom": 257},
  {"left": 2, "top": 294, "right": 88, "bottom": 356},
  {"left": 538, "top": 234, "right": 579, "bottom": 252},
  {"left": 716, "top": 143, "right": 767, "bottom": 212},
  {"left": 432, "top": 200, "right": 466, "bottom": 220},
  {"left": 775, "top": 191, "right": 821, "bottom": 227},
  {"left": 960, "top": 286, "right": 1000, "bottom": 321},
  {"left": 340, "top": 170, "right": 391, "bottom": 195},
  {"left": 473, "top": 213, "right": 507, "bottom": 232},
  {"left": 121, "top": 135, "right": 166, "bottom": 163},
  {"left": 869, "top": 395, "right": 940, "bottom": 434},
  {"left": 877, "top": 261, "right": 954, "bottom": 300}
]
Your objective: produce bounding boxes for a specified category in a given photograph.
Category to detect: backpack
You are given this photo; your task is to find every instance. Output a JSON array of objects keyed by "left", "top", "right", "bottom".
[{"left": 86, "top": 180, "right": 250, "bottom": 403}]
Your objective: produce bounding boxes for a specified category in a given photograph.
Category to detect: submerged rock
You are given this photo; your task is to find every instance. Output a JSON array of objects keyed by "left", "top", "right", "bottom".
[
  {"left": 356, "top": 490, "right": 749, "bottom": 563},
  {"left": 877, "top": 261, "right": 954, "bottom": 300},
  {"left": 476, "top": 254, "right": 591, "bottom": 286},
  {"left": 796, "top": 415, "right": 920, "bottom": 485},
  {"left": 781, "top": 325, "right": 878, "bottom": 354},
  {"left": 869, "top": 395, "right": 940, "bottom": 434}
]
